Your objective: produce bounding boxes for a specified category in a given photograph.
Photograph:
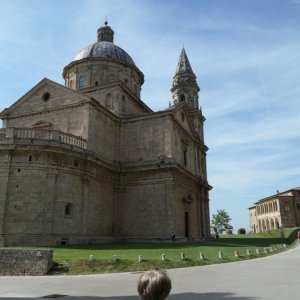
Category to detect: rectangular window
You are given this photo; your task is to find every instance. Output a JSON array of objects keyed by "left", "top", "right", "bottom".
[
  {"left": 79, "top": 75, "right": 86, "bottom": 89},
  {"left": 195, "top": 146, "right": 200, "bottom": 175},
  {"left": 296, "top": 202, "right": 300, "bottom": 211},
  {"left": 285, "top": 202, "right": 290, "bottom": 211},
  {"left": 183, "top": 149, "right": 187, "bottom": 166}
]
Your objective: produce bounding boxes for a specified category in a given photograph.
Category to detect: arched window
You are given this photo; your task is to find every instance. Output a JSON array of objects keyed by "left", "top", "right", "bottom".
[
  {"left": 180, "top": 94, "right": 185, "bottom": 102},
  {"left": 266, "top": 219, "right": 270, "bottom": 230},
  {"left": 262, "top": 219, "right": 266, "bottom": 231},
  {"left": 258, "top": 220, "right": 262, "bottom": 232},
  {"left": 270, "top": 218, "right": 275, "bottom": 229},
  {"left": 79, "top": 76, "right": 86, "bottom": 89},
  {"left": 275, "top": 218, "right": 279, "bottom": 229}
]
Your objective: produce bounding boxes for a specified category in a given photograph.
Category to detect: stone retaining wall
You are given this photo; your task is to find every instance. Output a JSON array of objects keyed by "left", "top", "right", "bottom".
[{"left": 0, "top": 249, "right": 53, "bottom": 275}]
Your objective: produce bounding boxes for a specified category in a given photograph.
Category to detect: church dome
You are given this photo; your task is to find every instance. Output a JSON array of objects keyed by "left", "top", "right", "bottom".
[
  {"left": 73, "top": 41, "right": 136, "bottom": 66},
  {"left": 63, "top": 22, "right": 144, "bottom": 91},
  {"left": 72, "top": 22, "right": 136, "bottom": 67}
]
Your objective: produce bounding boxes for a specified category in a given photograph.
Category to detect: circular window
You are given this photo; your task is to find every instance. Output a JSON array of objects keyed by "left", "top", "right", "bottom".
[{"left": 42, "top": 92, "right": 50, "bottom": 101}]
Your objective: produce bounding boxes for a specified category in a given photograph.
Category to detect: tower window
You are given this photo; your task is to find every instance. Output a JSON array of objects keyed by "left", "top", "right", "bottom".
[
  {"left": 70, "top": 80, "right": 73, "bottom": 89},
  {"left": 180, "top": 94, "right": 185, "bottom": 102},
  {"left": 65, "top": 203, "right": 73, "bottom": 216},
  {"left": 183, "top": 148, "right": 187, "bottom": 166},
  {"left": 95, "top": 81, "right": 98, "bottom": 86},
  {"left": 79, "top": 76, "right": 86, "bottom": 89},
  {"left": 189, "top": 97, "right": 194, "bottom": 106}
]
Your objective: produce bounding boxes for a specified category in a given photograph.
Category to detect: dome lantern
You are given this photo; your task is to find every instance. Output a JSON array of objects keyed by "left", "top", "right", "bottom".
[{"left": 97, "top": 21, "right": 114, "bottom": 43}]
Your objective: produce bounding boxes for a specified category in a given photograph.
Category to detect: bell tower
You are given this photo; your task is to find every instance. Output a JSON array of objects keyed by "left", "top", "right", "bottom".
[{"left": 171, "top": 48, "right": 200, "bottom": 110}]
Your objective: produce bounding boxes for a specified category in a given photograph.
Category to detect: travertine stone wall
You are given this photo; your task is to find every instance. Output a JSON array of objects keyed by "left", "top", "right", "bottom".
[
  {"left": 85, "top": 84, "right": 149, "bottom": 116},
  {"left": 120, "top": 115, "right": 172, "bottom": 163},
  {"left": 0, "top": 249, "right": 53, "bottom": 275},
  {"left": 173, "top": 172, "right": 199, "bottom": 238},
  {"left": 0, "top": 146, "right": 115, "bottom": 246},
  {"left": 6, "top": 86, "right": 90, "bottom": 140},
  {"left": 116, "top": 169, "right": 173, "bottom": 238},
  {"left": 64, "top": 59, "right": 143, "bottom": 99},
  {"left": 87, "top": 105, "right": 119, "bottom": 160}
]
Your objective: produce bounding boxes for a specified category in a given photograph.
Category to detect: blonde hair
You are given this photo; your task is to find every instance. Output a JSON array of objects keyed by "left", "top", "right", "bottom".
[{"left": 137, "top": 269, "right": 172, "bottom": 300}]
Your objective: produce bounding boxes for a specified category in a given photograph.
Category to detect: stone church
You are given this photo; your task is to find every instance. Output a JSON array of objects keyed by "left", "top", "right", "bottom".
[{"left": 0, "top": 23, "right": 211, "bottom": 246}]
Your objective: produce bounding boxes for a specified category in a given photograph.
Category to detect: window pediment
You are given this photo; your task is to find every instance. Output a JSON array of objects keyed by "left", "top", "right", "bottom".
[
  {"left": 182, "top": 194, "right": 193, "bottom": 204},
  {"left": 32, "top": 121, "right": 53, "bottom": 129}
]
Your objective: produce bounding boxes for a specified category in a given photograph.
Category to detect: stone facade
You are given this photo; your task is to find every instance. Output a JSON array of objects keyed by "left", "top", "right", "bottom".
[
  {"left": 0, "top": 249, "right": 53, "bottom": 275},
  {"left": 0, "top": 23, "right": 211, "bottom": 246},
  {"left": 249, "top": 187, "right": 300, "bottom": 233}
]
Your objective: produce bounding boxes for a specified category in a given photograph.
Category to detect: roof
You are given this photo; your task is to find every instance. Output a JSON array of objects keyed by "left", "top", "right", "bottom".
[
  {"left": 254, "top": 187, "right": 300, "bottom": 204},
  {"left": 175, "top": 48, "right": 194, "bottom": 75},
  {"left": 73, "top": 41, "right": 136, "bottom": 66}
]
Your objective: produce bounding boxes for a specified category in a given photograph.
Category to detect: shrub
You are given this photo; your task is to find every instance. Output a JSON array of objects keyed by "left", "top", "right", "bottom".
[{"left": 238, "top": 228, "right": 246, "bottom": 234}]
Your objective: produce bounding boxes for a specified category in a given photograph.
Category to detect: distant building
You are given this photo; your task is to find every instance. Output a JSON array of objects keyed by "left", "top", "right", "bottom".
[
  {"left": 249, "top": 187, "right": 300, "bottom": 233},
  {"left": 0, "top": 23, "right": 212, "bottom": 246}
]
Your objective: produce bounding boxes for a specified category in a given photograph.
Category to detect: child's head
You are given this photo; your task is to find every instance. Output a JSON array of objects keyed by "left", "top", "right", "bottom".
[{"left": 137, "top": 269, "right": 172, "bottom": 300}]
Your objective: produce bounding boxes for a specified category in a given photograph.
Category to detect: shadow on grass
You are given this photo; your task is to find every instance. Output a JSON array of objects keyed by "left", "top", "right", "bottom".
[{"left": 0, "top": 292, "right": 259, "bottom": 300}]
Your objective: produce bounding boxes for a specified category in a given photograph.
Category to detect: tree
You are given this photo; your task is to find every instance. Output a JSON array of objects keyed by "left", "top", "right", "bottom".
[
  {"left": 211, "top": 209, "right": 233, "bottom": 235},
  {"left": 237, "top": 228, "right": 246, "bottom": 234}
]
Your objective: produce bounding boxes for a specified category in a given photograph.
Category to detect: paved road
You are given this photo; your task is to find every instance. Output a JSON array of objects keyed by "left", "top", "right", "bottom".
[{"left": 0, "top": 245, "right": 299, "bottom": 300}]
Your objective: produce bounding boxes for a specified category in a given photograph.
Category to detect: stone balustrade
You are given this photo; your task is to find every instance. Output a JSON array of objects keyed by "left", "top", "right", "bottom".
[{"left": 0, "top": 127, "right": 87, "bottom": 149}]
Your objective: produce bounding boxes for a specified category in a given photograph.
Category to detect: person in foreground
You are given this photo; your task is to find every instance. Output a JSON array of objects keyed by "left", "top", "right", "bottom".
[{"left": 137, "top": 268, "right": 172, "bottom": 300}]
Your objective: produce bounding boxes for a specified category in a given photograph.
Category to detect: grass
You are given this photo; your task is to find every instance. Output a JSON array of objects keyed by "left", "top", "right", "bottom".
[{"left": 43, "top": 228, "right": 298, "bottom": 274}]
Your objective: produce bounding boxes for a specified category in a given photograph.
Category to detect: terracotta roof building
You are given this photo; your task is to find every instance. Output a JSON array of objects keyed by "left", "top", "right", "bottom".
[{"left": 249, "top": 187, "right": 300, "bottom": 233}]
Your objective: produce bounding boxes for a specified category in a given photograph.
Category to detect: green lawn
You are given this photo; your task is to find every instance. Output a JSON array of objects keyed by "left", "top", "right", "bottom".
[{"left": 45, "top": 228, "right": 298, "bottom": 274}]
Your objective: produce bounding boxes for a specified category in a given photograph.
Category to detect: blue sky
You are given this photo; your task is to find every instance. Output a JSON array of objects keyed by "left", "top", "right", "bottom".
[{"left": 1, "top": 0, "right": 300, "bottom": 232}]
